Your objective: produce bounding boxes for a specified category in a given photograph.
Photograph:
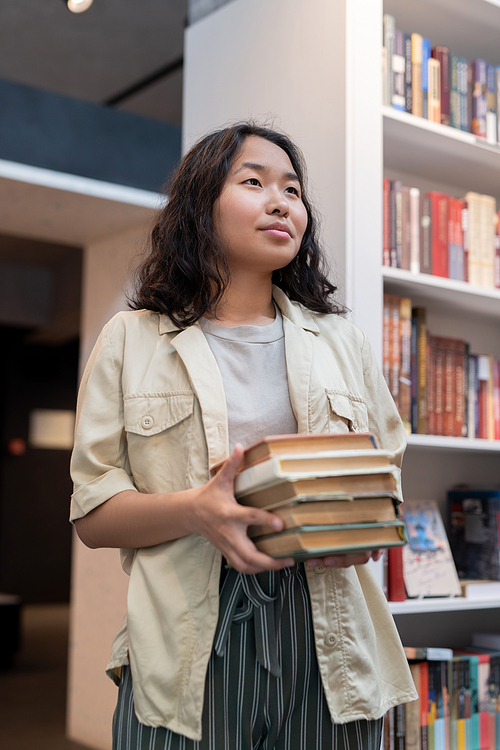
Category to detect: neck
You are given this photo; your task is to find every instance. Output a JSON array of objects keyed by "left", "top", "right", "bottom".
[{"left": 207, "top": 273, "right": 275, "bottom": 326}]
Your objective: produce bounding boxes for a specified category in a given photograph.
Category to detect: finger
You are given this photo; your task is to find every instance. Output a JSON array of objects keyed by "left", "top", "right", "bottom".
[
  {"left": 215, "top": 443, "right": 245, "bottom": 486},
  {"left": 322, "top": 553, "right": 372, "bottom": 568},
  {"left": 238, "top": 506, "right": 284, "bottom": 533},
  {"left": 225, "top": 535, "right": 294, "bottom": 574},
  {"left": 371, "top": 549, "right": 383, "bottom": 562}
]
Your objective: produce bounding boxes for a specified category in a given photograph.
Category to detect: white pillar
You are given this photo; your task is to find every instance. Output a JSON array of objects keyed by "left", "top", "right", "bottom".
[{"left": 67, "top": 225, "right": 149, "bottom": 750}]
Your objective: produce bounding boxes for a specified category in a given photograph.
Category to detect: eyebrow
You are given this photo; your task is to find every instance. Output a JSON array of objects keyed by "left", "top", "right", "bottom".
[{"left": 234, "top": 161, "right": 300, "bottom": 182}]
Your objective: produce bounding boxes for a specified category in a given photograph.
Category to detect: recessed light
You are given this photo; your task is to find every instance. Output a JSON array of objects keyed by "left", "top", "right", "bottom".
[{"left": 66, "top": 0, "right": 94, "bottom": 13}]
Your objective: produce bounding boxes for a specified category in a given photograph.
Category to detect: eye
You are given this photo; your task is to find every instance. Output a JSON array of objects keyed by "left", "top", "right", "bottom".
[
  {"left": 285, "top": 186, "right": 300, "bottom": 196},
  {"left": 244, "top": 178, "right": 261, "bottom": 186}
]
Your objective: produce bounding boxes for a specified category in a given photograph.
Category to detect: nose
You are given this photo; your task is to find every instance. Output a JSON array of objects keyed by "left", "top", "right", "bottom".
[{"left": 267, "top": 187, "right": 289, "bottom": 216}]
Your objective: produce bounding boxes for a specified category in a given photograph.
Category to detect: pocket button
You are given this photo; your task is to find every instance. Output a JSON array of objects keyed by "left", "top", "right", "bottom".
[
  {"left": 314, "top": 566, "right": 326, "bottom": 574},
  {"left": 325, "top": 632, "right": 338, "bottom": 648},
  {"left": 141, "top": 415, "right": 154, "bottom": 430}
]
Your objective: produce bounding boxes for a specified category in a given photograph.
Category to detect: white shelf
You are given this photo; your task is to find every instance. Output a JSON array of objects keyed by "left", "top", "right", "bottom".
[
  {"left": 383, "top": 107, "right": 500, "bottom": 199},
  {"left": 390, "top": 596, "right": 500, "bottom": 615},
  {"left": 382, "top": 267, "right": 500, "bottom": 321},
  {"left": 407, "top": 434, "right": 500, "bottom": 452}
]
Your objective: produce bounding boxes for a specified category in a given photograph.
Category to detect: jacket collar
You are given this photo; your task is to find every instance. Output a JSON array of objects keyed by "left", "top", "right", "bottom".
[{"left": 157, "top": 285, "right": 320, "bottom": 335}]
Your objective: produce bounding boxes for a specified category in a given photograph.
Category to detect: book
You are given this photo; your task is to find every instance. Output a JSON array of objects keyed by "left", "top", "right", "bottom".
[
  {"left": 428, "top": 56, "right": 441, "bottom": 124},
  {"left": 420, "top": 194, "right": 432, "bottom": 275},
  {"left": 404, "top": 646, "right": 454, "bottom": 661},
  {"left": 401, "top": 186, "right": 411, "bottom": 270},
  {"left": 393, "top": 29, "right": 406, "bottom": 112},
  {"left": 486, "top": 65, "right": 497, "bottom": 145},
  {"left": 449, "top": 488, "right": 500, "bottom": 581},
  {"left": 212, "top": 432, "right": 379, "bottom": 474},
  {"left": 399, "top": 296, "right": 412, "bottom": 433},
  {"left": 428, "top": 191, "right": 449, "bottom": 278},
  {"left": 404, "top": 33, "right": 413, "bottom": 114},
  {"left": 247, "top": 495, "right": 399, "bottom": 538},
  {"left": 473, "top": 59, "right": 488, "bottom": 138},
  {"left": 410, "top": 187, "right": 420, "bottom": 274},
  {"left": 433, "top": 46, "right": 450, "bottom": 126},
  {"left": 383, "top": 178, "right": 391, "bottom": 266},
  {"left": 460, "top": 580, "right": 500, "bottom": 599},
  {"left": 413, "top": 307, "right": 427, "bottom": 434},
  {"left": 451, "top": 54, "right": 461, "bottom": 130},
  {"left": 411, "top": 33, "right": 423, "bottom": 118},
  {"left": 387, "top": 545, "right": 406, "bottom": 602},
  {"left": 236, "top": 465, "right": 400, "bottom": 508},
  {"left": 421, "top": 37, "right": 431, "bottom": 120},
  {"left": 252, "top": 521, "right": 408, "bottom": 560},
  {"left": 407, "top": 664, "right": 421, "bottom": 750},
  {"left": 383, "top": 15, "right": 396, "bottom": 107},
  {"left": 402, "top": 499, "right": 461, "bottom": 598}
]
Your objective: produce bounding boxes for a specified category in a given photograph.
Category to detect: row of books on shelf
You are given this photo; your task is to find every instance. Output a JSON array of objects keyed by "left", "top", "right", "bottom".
[
  {"left": 383, "top": 14, "right": 500, "bottom": 146},
  {"left": 386, "top": 490, "right": 500, "bottom": 603},
  {"left": 383, "top": 180, "right": 500, "bottom": 289},
  {"left": 383, "top": 295, "right": 500, "bottom": 440},
  {"left": 384, "top": 637, "right": 500, "bottom": 750}
]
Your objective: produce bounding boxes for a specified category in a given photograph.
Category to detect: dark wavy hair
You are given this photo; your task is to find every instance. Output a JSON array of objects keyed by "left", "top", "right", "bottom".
[{"left": 129, "top": 122, "right": 344, "bottom": 327}]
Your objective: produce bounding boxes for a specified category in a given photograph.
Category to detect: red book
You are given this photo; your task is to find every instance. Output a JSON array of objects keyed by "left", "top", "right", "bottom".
[
  {"left": 427, "top": 192, "right": 449, "bottom": 278},
  {"left": 387, "top": 545, "right": 406, "bottom": 601},
  {"left": 383, "top": 178, "right": 391, "bottom": 267},
  {"left": 494, "top": 359, "right": 500, "bottom": 441},
  {"left": 432, "top": 46, "right": 450, "bottom": 126},
  {"left": 434, "top": 336, "right": 445, "bottom": 436},
  {"left": 443, "top": 337, "right": 455, "bottom": 437}
]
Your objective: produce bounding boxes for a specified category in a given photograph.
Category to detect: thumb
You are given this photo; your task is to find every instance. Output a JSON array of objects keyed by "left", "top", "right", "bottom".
[{"left": 216, "top": 443, "right": 245, "bottom": 486}]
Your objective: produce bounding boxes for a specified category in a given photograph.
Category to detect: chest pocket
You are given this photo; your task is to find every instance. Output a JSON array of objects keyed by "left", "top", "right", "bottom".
[
  {"left": 123, "top": 391, "right": 194, "bottom": 436},
  {"left": 326, "top": 390, "right": 369, "bottom": 434}
]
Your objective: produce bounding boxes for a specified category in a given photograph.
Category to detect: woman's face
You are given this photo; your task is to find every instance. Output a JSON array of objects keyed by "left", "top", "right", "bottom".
[{"left": 213, "top": 136, "right": 308, "bottom": 278}]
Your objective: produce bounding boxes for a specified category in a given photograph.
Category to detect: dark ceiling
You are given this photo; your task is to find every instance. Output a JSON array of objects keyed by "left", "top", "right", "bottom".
[{"left": 0, "top": 0, "right": 187, "bottom": 125}]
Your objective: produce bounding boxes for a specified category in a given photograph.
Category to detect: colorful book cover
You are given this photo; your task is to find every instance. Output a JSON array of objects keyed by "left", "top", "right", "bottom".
[
  {"left": 402, "top": 499, "right": 461, "bottom": 598},
  {"left": 422, "top": 37, "right": 431, "bottom": 119}
]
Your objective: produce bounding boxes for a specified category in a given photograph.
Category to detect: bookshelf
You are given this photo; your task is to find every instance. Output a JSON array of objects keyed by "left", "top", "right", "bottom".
[
  {"left": 183, "top": 0, "right": 500, "bottom": 647},
  {"left": 382, "top": 0, "right": 500, "bottom": 644}
]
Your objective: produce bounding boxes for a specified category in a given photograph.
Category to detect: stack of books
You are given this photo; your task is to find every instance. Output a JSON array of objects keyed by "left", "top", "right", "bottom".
[{"left": 214, "top": 433, "right": 408, "bottom": 561}]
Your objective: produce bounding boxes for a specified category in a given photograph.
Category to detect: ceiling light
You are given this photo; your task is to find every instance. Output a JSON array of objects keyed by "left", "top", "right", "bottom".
[{"left": 66, "top": 0, "right": 94, "bottom": 13}]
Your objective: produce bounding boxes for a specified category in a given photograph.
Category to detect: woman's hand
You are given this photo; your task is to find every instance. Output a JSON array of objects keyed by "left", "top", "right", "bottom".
[
  {"left": 305, "top": 549, "right": 383, "bottom": 570},
  {"left": 190, "top": 443, "right": 295, "bottom": 575}
]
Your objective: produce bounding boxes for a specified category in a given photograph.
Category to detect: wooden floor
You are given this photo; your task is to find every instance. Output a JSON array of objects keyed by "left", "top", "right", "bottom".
[{"left": 0, "top": 604, "right": 90, "bottom": 750}]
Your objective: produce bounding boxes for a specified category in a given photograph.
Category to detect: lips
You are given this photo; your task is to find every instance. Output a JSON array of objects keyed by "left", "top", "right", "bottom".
[{"left": 261, "top": 223, "right": 292, "bottom": 238}]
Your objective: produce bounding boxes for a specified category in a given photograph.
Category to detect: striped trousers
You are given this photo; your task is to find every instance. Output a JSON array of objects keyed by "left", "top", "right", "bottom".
[{"left": 112, "top": 564, "right": 383, "bottom": 750}]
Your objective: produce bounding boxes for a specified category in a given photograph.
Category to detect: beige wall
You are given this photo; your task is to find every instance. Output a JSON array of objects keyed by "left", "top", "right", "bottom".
[{"left": 67, "top": 225, "right": 150, "bottom": 750}]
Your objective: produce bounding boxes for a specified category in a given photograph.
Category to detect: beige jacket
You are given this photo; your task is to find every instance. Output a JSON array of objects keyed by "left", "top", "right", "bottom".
[{"left": 70, "top": 287, "right": 417, "bottom": 741}]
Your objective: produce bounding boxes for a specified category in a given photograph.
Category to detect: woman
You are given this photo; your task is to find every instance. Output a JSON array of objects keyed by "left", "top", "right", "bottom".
[{"left": 71, "top": 122, "right": 417, "bottom": 750}]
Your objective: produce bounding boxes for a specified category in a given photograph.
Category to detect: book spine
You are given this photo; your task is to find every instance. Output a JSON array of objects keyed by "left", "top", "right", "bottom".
[
  {"left": 385, "top": 705, "right": 395, "bottom": 750},
  {"left": 421, "top": 38, "right": 430, "bottom": 120},
  {"left": 448, "top": 197, "right": 457, "bottom": 281},
  {"left": 454, "top": 340, "right": 467, "bottom": 438},
  {"left": 396, "top": 702, "right": 406, "bottom": 750},
  {"left": 462, "top": 201, "right": 469, "bottom": 283},
  {"left": 420, "top": 195, "right": 432, "bottom": 274},
  {"left": 479, "top": 194, "right": 496, "bottom": 289},
  {"left": 459, "top": 58, "right": 469, "bottom": 133},
  {"left": 391, "top": 295, "right": 401, "bottom": 409},
  {"left": 487, "top": 354, "right": 495, "bottom": 440},
  {"left": 473, "top": 59, "right": 487, "bottom": 138},
  {"left": 433, "top": 46, "right": 450, "bottom": 126},
  {"left": 401, "top": 186, "right": 411, "bottom": 271},
  {"left": 411, "top": 34, "right": 423, "bottom": 117},
  {"left": 497, "top": 67, "right": 500, "bottom": 144},
  {"left": 396, "top": 181, "right": 403, "bottom": 267},
  {"left": 478, "top": 354, "right": 490, "bottom": 439},
  {"left": 428, "top": 57, "right": 441, "bottom": 124},
  {"left": 383, "top": 178, "right": 391, "bottom": 266},
  {"left": 434, "top": 337, "right": 444, "bottom": 436},
  {"left": 495, "top": 211, "right": 500, "bottom": 288},
  {"left": 467, "top": 61, "right": 474, "bottom": 133},
  {"left": 429, "top": 192, "right": 449, "bottom": 278},
  {"left": 392, "top": 29, "right": 406, "bottom": 112},
  {"left": 407, "top": 664, "right": 421, "bottom": 750},
  {"left": 411, "top": 315, "right": 418, "bottom": 433},
  {"left": 494, "top": 359, "right": 500, "bottom": 441},
  {"left": 455, "top": 198, "right": 465, "bottom": 282},
  {"left": 387, "top": 545, "right": 406, "bottom": 602},
  {"left": 399, "top": 297, "right": 412, "bottom": 433},
  {"left": 443, "top": 337, "right": 455, "bottom": 437},
  {"left": 383, "top": 15, "right": 396, "bottom": 107},
  {"left": 405, "top": 34, "right": 413, "bottom": 114},
  {"left": 410, "top": 187, "right": 420, "bottom": 273},
  {"left": 465, "top": 192, "right": 481, "bottom": 286},
  {"left": 421, "top": 660, "right": 429, "bottom": 750},
  {"left": 414, "top": 307, "right": 427, "bottom": 434},
  {"left": 426, "top": 335, "right": 436, "bottom": 436},
  {"left": 450, "top": 55, "right": 460, "bottom": 130},
  {"left": 390, "top": 180, "right": 399, "bottom": 267},
  {"left": 486, "top": 64, "right": 497, "bottom": 145}
]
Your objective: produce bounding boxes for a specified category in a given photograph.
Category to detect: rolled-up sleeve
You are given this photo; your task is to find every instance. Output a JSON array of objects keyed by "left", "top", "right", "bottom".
[
  {"left": 70, "top": 318, "right": 137, "bottom": 522},
  {"left": 360, "top": 331, "right": 407, "bottom": 472}
]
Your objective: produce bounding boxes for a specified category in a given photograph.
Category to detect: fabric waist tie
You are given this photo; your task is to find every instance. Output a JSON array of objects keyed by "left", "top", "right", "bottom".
[{"left": 214, "top": 567, "right": 281, "bottom": 678}]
